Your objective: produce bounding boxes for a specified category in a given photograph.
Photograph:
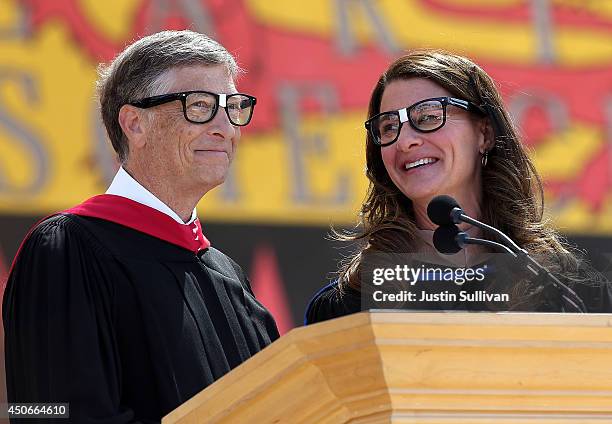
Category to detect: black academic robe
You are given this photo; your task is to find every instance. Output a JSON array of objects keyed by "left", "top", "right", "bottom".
[{"left": 3, "top": 195, "right": 280, "bottom": 423}]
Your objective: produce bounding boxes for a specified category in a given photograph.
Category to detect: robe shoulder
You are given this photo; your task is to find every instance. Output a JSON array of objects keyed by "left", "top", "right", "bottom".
[
  {"left": 5, "top": 213, "right": 120, "bottom": 298},
  {"left": 305, "top": 280, "right": 362, "bottom": 325}
]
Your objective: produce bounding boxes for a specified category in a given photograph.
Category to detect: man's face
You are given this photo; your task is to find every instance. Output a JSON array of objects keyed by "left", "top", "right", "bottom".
[{"left": 139, "top": 64, "right": 239, "bottom": 195}]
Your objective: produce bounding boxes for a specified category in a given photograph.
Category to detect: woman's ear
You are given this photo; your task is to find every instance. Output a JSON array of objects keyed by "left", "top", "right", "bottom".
[
  {"left": 478, "top": 117, "right": 495, "bottom": 154},
  {"left": 118, "top": 104, "right": 147, "bottom": 149}
]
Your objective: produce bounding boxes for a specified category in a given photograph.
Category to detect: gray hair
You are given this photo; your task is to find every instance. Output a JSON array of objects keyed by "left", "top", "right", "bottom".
[{"left": 97, "top": 30, "right": 240, "bottom": 163}]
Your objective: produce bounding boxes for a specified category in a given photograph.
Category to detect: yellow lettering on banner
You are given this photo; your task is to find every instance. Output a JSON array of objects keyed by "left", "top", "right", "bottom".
[
  {"left": 200, "top": 111, "right": 368, "bottom": 225},
  {"left": 531, "top": 123, "right": 602, "bottom": 180},
  {"left": 442, "top": 0, "right": 612, "bottom": 32},
  {"left": 0, "top": 0, "right": 21, "bottom": 30},
  {"left": 245, "top": 0, "right": 612, "bottom": 66},
  {"left": 560, "top": 0, "right": 612, "bottom": 19},
  {"left": 441, "top": 0, "right": 521, "bottom": 5},
  {"left": 553, "top": 197, "right": 612, "bottom": 235},
  {"left": 0, "top": 82, "right": 34, "bottom": 188},
  {"left": 80, "top": 0, "right": 142, "bottom": 42},
  {"left": 245, "top": 0, "right": 332, "bottom": 35},
  {"left": 0, "top": 0, "right": 609, "bottom": 233},
  {"left": 0, "top": 23, "right": 102, "bottom": 212}
]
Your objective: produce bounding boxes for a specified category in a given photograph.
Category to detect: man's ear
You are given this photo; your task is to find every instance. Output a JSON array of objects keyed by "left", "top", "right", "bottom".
[
  {"left": 118, "top": 104, "right": 148, "bottom": 149},
  {"left": 478, "top": 117, "right": 495, "bottom": 154}
]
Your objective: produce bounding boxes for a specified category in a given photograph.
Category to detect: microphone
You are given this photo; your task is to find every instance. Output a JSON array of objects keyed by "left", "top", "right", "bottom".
[
  {"left": 432, "top": 224, "right": 462, "bottom": 254},
  {"left": 427, "top": 196, "right": 586, "bottom": 312},
  {"left": 433, "top": 224, "right": 516, "bottom": 256},
  {"left": 427, "top": 195, "right": 460, "bottom": 226},
  {"left": 428, "top": 195, "right": 523, "bottom": 253}
]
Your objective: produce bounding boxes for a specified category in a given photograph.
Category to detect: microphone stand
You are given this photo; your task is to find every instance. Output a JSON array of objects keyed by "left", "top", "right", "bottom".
[
  {"left": 455, "top": 232, "right": 584, "bottom": 312},
  {"left": 450, "top": 211, "right": 586, "bottom": 313}
]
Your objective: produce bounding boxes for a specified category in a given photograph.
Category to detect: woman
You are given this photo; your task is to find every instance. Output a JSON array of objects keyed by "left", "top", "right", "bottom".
[{"left": 305, "top": 50, "right": 610, "bottom": 324}]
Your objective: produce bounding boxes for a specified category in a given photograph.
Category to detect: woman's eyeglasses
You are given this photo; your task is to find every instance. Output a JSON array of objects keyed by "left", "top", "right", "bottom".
[{"left": 365, "top": 97, "right": 485, "bottom": 146}]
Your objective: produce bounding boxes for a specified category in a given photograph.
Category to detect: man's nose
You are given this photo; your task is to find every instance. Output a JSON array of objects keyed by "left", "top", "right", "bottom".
[{"left": 207, "top": 106, "right": 236, "bottom": 140}]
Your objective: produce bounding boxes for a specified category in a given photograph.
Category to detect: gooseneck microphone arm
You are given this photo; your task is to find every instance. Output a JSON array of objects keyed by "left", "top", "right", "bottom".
[
  {"left": 458, "top": 234, "right": 584, "bottom": 313},
  {"left": 451, "top": 208, "right": 522, "bottom": 253},
  {"left": 434, "top": 224, "right": 517, "bottom": 256},
  {"left": 459, "top": 234, "right": 516, "bottom": 256},
  {"left": 428, "top": 195, "right": 586, "bottom": 312},
  {"left": 456, "top": 210, "right": 585, "bottom": 312}
]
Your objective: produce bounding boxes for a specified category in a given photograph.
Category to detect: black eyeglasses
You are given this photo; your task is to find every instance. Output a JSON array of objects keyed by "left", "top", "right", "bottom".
[
  {"left": 365, "top": 97, "right": 486, "bottom": 146},
  {"left": 129, "top": 90, "right": 257, "bottom": 126}
]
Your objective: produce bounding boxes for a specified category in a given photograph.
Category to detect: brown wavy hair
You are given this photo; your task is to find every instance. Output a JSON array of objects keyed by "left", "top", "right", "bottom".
[{"left": 337, "top": 50, "right": 584, "bottom": 303}]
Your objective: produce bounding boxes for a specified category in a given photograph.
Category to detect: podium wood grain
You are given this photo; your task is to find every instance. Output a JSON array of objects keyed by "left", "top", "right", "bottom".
[{"left": 163, "top": 312, "right": 612, "bottom": 423}]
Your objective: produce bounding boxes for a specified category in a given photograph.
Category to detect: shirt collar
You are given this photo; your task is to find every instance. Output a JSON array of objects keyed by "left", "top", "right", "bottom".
[{"left": 106, "top": 166, "right": 197, "bottom": 225}]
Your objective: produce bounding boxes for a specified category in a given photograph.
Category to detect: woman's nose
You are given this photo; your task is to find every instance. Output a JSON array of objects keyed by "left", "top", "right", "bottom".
[{"left": 394, "top": 125, "right": 424, "bottom": 151}]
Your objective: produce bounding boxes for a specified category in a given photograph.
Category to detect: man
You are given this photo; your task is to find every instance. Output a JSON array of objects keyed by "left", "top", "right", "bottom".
[{"left": 3, "top": 30, "right": 279, "bottom": 423}]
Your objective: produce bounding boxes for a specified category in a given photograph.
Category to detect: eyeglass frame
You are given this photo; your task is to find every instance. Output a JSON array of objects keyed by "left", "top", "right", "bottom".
[
  {"left": 129, "top": 90, "right": 257, "bottom": 126},
  {"left": 364, "top": 96, "right": 486, "bottom": 146}
]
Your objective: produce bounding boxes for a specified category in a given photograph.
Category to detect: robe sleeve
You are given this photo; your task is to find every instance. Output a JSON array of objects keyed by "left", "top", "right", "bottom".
[{"left": 2, "top": 215, "right": 144, "bottom": 423}]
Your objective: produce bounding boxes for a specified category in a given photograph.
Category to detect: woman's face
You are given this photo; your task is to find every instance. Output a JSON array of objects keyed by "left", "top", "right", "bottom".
[{"left": 379, "top": 78, "right": 489, "bottom": 206}]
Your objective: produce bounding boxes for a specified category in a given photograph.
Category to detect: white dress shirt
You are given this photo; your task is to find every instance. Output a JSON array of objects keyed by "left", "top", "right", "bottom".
[{"left": 106, "top": 167, "right": 197, "bottom": 225}]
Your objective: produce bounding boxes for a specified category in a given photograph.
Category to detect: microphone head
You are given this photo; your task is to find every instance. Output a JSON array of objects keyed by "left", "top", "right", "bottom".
[
  {"left": 427, "top": 195, "right": 460, "bottom": 226},
  {"left": 433, "top": 224, "right": 462, "bottom": 254}
]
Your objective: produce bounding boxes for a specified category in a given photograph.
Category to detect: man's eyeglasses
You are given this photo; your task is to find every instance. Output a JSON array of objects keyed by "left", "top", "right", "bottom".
[
  {"left": 365, "top": 97, "right": 486, "bottom": 146},
  {"left": 129, "top": 90, "right": 257, "bottom": 126}
]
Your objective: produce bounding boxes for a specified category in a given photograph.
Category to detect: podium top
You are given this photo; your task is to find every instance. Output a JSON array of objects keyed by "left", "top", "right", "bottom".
[{"left": 164, "top": 311, "right": 612, "bottom": 424}]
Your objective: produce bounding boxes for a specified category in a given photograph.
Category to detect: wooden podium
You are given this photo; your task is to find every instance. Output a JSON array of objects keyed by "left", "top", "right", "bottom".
[{"left": 163, "top": 312, "right": 612, "bottom": 423}]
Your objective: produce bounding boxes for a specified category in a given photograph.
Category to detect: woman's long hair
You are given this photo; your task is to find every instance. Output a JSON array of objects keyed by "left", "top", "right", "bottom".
[{"left": 337, "top": 50, "right": 587, "bottom": 305}]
